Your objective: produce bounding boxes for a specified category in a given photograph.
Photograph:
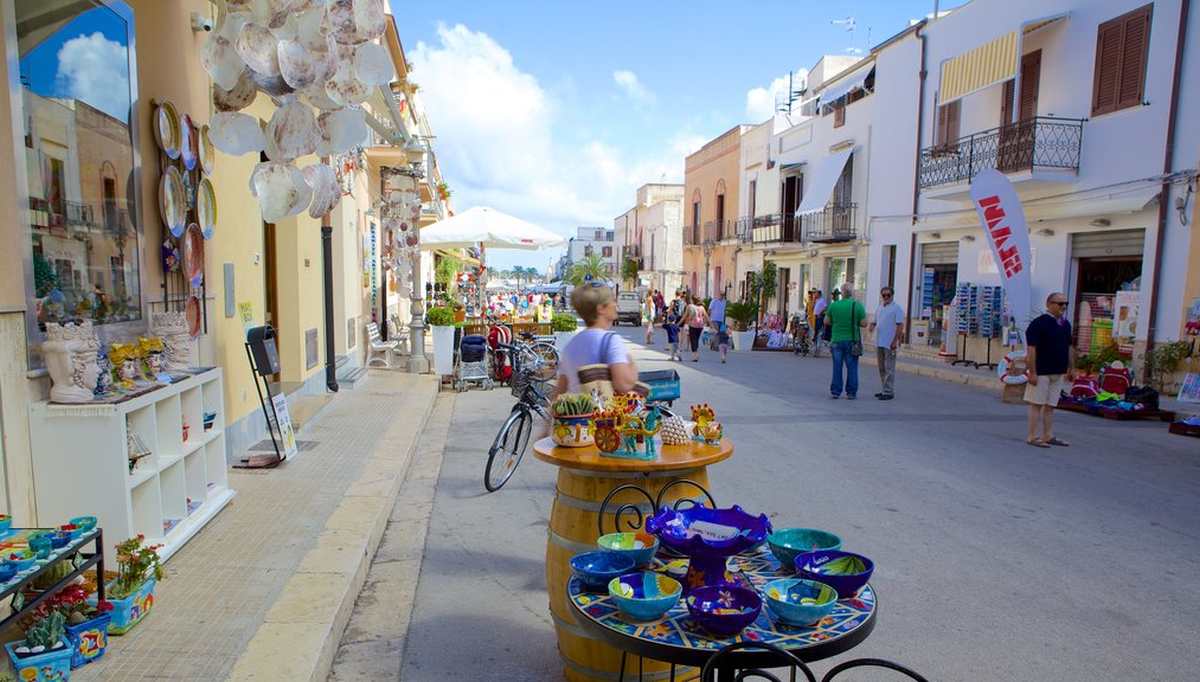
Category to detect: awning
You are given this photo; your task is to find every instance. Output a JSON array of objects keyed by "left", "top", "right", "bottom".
[
  {"left": 794, "top": 149, "right": 853, "bottom": 215},
  {"left": 1023, "top": 12, "right": 1069, "bottom": 36},
  {"left": 939, "top": 31, "right": 1018, "bottom": 104},
  {"left": 915, "top": 185, "right": 1161, "bottom": 231},
  {"left": 818, "top": 64, "right": 875, "bottom": 106}
]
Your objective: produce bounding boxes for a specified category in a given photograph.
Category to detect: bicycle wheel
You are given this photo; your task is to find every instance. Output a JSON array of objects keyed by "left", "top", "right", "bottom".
[
  {"left": 485, "top": 407, "right": 531, "bottom": 492},
  {"left": 528, "top": 342, "right": 559, "bottom": 382}
]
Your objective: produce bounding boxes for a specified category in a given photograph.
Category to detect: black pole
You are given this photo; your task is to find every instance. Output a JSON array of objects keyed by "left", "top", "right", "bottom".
[
  {"left": 322, "top": 222, "right": 339, "bottom": 392},
  {"left": 379, "top": 169, "right": 389, "bottom": 341}
]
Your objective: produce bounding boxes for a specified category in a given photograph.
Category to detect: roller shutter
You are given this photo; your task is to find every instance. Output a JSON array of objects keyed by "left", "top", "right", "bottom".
[
  {"left": 1070, "top": 229, "right": 1145, "bottom": 258},
  {"left": 920, "top": 241, "right": 959, "bottom": 265}
]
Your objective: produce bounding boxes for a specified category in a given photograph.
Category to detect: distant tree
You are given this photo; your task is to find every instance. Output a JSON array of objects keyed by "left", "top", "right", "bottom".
[
  {"left": 566, "top": 254, "right": 607, "bottom": 285},
  {"left": 621, "top": 257, "right": 639, "bottom": 286}
]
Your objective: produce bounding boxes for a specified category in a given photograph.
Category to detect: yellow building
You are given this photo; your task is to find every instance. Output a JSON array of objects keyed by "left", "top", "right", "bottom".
[{"left": 682, "top": 125, "right": 749, "bottom": 299}]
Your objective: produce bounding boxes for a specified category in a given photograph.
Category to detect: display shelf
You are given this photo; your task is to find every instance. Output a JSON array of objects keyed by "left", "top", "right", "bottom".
[{"left": 30, "top": 369, "right": 234, "bottom": 562}]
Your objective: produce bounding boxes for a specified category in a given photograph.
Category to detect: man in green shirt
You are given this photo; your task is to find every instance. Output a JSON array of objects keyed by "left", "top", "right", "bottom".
[{"left": 824, "top": 283, "right": 867, "bottom": 399}]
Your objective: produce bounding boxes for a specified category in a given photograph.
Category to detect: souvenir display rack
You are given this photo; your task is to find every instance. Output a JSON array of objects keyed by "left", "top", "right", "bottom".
[{"left": 0, "top": 529, "right": 105, "bottom": 631}]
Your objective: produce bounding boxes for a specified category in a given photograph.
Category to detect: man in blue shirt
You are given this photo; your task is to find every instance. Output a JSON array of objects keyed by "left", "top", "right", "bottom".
[{"left": 1024, "top": 292, "right": 1076, "bottom": 447}]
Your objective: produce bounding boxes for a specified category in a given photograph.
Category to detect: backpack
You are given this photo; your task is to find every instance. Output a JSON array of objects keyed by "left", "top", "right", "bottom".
[
  {"left": 1069, "top": 377, "right": 1100, "bottom": 399},
  {"left": 1098, "top": 363, "right": 1132, "bottom": 396}
]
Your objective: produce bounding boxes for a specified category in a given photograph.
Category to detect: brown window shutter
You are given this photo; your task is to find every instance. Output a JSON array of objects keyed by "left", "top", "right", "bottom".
[
  {"left": 946, "top": 100, "right": 961, "bottom": 143},
  {"left": 1092, "top": 21, "right": 1124, "bottom": 115},
  {"left": 1117, "top": 6, "right": 1152, "bottom": 109},
  {"left": 935, "top": 102, "right": 949, "bottom": 146},
  {"left": 1001, "top": 79, "right": 1015, "bottom": 125},
  {"left": 834, "top": 104, "right": 845, "bottom": 128}
]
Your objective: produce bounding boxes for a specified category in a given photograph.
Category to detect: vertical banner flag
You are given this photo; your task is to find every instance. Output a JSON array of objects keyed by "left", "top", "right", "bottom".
[{"left": 970, "top": 169, "right": 1033, "bottom": 327}]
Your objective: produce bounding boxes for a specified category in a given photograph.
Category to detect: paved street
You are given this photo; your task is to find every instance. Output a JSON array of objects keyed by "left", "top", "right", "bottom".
[{"left": 395, "top": 327, "right": 1200, "bottom": 681}]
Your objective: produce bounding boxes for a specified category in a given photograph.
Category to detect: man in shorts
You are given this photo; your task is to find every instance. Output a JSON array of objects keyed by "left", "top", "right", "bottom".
[{"left": 1024, "top": 292, "right": 1076, "bottom": 447}]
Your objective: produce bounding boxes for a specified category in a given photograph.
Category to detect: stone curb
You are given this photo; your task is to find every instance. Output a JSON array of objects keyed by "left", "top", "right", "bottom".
[
  {"left": 226, "top": 375, "right": 439, "bottom": 682},
  {"left": 859, "top": 352, "right": 1000, "bottom": 392}
]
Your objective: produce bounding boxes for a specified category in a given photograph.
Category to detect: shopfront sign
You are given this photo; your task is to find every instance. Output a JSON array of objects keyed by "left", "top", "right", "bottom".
[{"left": 970, "top": 169, "right": 1033, "bottom": 326}]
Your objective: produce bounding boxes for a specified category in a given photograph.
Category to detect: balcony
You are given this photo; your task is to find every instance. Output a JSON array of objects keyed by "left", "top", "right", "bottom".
[
  {"left": 622, "top": 244, "right": 641, "bottom": 258},
  {"left": 683, "top": 224, "right": 700, "bottom": 246},
  {"left": 703, "top": 219, "right": 736, "bottom": 242},
  {"left": 919, "top": 116, "right": 1084, "bottom": 192},
  {"left": 748, "top": 213, "right": 803, "bottom": 244},
  {"left": 803, "top": 203, "right": 857, "bottom": 243}
]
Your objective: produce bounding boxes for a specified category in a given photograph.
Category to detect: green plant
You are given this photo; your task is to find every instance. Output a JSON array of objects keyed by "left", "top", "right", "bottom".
[
  {"left": 435, "top": 256, "right": 461, "bottom": 294},
  {"left": 552, "top": 393, "right": 596, "bottom": 417},
  {"left": 426, "top": 305, "right": 455, "bottom": 327},
  {"left": 34, "top": 252, "right": 58, "bottom": 298},
  {"left": 436, "top": 181, "right": 451, "bottom": 199},
  {"left": 725, "top": 301, "right": 759, "bottom": 332},
  {"left": 747, "top": 262, "right": 777, "bottom": 327},
  {"left": 111, "top": 534, "right": 164, "bottom": 600},
  {"left": 1075, "top": 354, "right": 1098, "bottom": 374},
  {"left": 1143, "top": 340, "right": 1192, "bottom": 392},
  {"left": 621, "top": 257, "right": 639, "bottom": 285},
  {"left": 566, "top": 254, "right": 608, "bottom": 285},
  {"left": 552, "top": 313, "right": 578, "bottom": 332},
  {"left": 24, "top": 610, "right": 65, "bottom": 649}
]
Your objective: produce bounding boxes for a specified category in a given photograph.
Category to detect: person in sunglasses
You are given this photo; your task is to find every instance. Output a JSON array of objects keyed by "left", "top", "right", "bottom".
[
  {"left": 1023, "top": 292, "right": 1076, "bottom": 448},
  {"left": 869, "top": 286, "right": 904, "bottom": 400}
]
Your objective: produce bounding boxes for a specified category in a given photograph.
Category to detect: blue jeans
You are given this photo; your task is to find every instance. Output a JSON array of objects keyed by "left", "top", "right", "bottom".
[{"left": 830, "top": 341, "right": 859, "bottom": 397}]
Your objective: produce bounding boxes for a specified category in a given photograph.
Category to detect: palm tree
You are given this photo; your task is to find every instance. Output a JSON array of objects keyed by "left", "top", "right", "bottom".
[{"left": 566, "top": 254, "right": 607, "bottom": 286}]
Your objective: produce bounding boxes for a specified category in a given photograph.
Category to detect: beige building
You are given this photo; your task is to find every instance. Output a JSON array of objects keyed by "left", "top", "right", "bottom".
[
  {"left": 683, "top": 125, "right": 749, "bottom": 298},
  {"left": 613, "top": 183, "right": 684, "bottom": 293}
]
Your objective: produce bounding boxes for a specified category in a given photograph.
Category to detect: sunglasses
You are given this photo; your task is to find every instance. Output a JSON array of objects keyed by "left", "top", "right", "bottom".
[{"left": 1050, "top": 300, "right": 1069, "bottom": 307}]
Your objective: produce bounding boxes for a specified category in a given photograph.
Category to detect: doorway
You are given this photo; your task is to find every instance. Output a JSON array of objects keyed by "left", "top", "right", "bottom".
[
  {"left": 263, "top": 220, "right": 280, "bottom": 382},
  {"left": 780, "top": 175, "right": 802, "bottom": 241},
  {"left": 777, "top": 267, "right": 791, "bottom": 317}
]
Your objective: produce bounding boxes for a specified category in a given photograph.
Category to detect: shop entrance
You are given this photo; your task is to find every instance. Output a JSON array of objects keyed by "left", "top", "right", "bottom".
[
  {"left": 1070, "top": 230, "right": 1145, "bottom": 354},
  {"left": 777, "top": 267, "right": 790, "bottom": 317},
  {"left": 825, "top": 257, "right": 855, "bottom": 298},
  {"left": 263, "top": 220, "right": 280, "bottom": 382},
  {"left": 918, "top": 241, "right": 959, "bottom": 347}
]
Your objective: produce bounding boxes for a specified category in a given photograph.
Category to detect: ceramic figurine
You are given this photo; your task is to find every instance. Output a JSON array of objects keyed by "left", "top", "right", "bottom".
[
  {"left": 95, "top": 345, "right": 114, "bottom": 398},
  {"left": 161, "top": 238, "right": 180, "bottom": 273},
  {"left": 150, "top": 311, "right": 195, "bottom": 371},
  {"left": 690, "top": 404, "right": 718, "bottom": 443},
  {"left": 42, "top": 321, "right": 100, "bottom": 403},
  {"left": 109, "top": 343, "right": 143, "bottom": 390},
  {"left": 139, "top": 337, "right": 171, "bottom": 383}
]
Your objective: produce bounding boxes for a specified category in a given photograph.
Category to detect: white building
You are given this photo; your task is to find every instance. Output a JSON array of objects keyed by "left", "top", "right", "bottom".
[
  {"left": 566, "top": 226, "right": 617, "bottom": 277},
  {"left": 614, "top": 183, "right": 685, "bottom": 293}
]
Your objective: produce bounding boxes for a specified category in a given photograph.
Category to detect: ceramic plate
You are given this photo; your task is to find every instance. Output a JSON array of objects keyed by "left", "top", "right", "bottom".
[
  {"left": 155, "top": 101, "right": 181, "bottom": 159},
  {"left": 199, "top": 124, "right": 215, "bottom": 175},
  {"left": 197, "top": 177, "right": 217, "bottom": 239},
  {"left": 183, "top": 224, "right": 205, "bottom": 287},
  {"left": 159, "top": 166, "right": 187, "bottom": 238},
  {"left": 180, "top": 114, "right": 198, "bottom": 171},
  {"left": 185, "top": 295, "right": 202, "bottom": 337}
]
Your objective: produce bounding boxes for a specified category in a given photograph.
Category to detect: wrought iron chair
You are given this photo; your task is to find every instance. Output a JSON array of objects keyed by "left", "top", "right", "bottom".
[
  {"left": 699, "top": 641, "right": 817, "bottom": 682},
  {"left": 820, "top": 658, "right": 929, "bottom": 681}
]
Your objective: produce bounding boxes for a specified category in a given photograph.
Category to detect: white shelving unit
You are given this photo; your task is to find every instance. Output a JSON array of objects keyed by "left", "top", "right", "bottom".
[{"left": 30, "top": 368, "right": 235, "bottom": 562}]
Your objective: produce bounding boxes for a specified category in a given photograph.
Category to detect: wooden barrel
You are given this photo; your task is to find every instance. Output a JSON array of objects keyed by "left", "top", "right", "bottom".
[{"left": 546, "top": 467, "right": 709, "bottom": 682}]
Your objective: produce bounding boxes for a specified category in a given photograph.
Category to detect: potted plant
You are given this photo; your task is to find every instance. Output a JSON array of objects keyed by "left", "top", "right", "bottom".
[
  {"left": 551, "top": 394, "right": 596, "bottom": 448},
  {"left": 426, "top": 305, "right": 457, "bottom": 376},
  {"left": 6, "top": 610, "right": 71, "bottom": 681},
  {"left": 552, "top": 313, "right": 578, "bottom": 351},
  {"left": 102, "top": 535, "right": 164, "bottom": 635},
  {"left": 726, "top": 301, "right": 759, "bottom": 352},
  {"left": 35, "top": 584, "right": 113, "bottom": 669},
  {"left": 436, "top": 181, "right": 452, "bottom": 201}
]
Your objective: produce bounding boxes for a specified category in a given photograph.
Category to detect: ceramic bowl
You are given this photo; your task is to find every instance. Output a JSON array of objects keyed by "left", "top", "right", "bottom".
[
  {"left": 607, "top": 571, "right": 682, "bottom": 622},
  {"left": 597, "top": 532, "right": 659, "bottom": 567},
  {"left": 647, "top": 504, "right": 772, "bottom": 561},
  {"left": 4, "top": 550, "right": 35, "bottom": 572},
  {"left": 0, "top": 562, "right": 16, "bottom": 582},
  {"left": 0, "top": 515, "right": 10, "bottom": 534},
  {"left": 59, "top": 523, "right": 81, "bottom": 539},
  {"left": 794, "top": 550, "right": 874, "bottom": 599},
  {"left": 49, "top": 531, "right": 71, "bottom": 549},
  {"left": 69, "top": 516, "right": 98, "bottom": 533},
  {"left": 685, "top": 585, "right": 762, "bottom": 636},
  {"left": 570, "top": 551, "right": 636, "bottom": 591},
  {"left": 767, "top": 528, "right": 842, "bottom": 569},
  {"left": 26, "top": 531, "right": 52, "bottom": 559},
  {"left": 763, "top": 578, "right": 839, "bottom": 626}
]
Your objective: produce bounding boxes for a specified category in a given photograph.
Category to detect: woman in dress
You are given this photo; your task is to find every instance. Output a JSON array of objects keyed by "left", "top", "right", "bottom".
[{"left": 682, "top": 295, "right": 708, "bottom": 362}]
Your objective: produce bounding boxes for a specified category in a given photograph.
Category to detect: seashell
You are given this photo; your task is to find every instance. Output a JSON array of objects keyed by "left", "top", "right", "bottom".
[
  {"left": 248, "top": 69, "right": 295, "bottom": 98},
  {"left": 277, "top": 39, "right": 321, "bottom": 89},
  {"left": 209, "top": 112, "right": 266, "bottom": 156},
  {"left": 200, "top": 13, "right": 248, "bottom": 91},
  {"left": 295, "top": 6, "right": 329, "bottom": 50},
  {"left": 316, "top": 107, "right": 367, "bottom": 155},
  {"left": 354, "top": 41, "right": 393, "bottom": 86},
  {"left": 213, "top": 70, "right": 257, "bottom": 112},
  {"left": 252, "top": 162, "right": 301, "bottom": 221},
  {"left": 286, "top": 164, "right": 314, "bottom": 216},
  {"left": 302, "top": 163, "right": 340, "bottom": 217},
  {"left": 226, "top": 0, "right": 266, "bottom": 18},
  {"left": 325, "top": 0, "right": 385, "bottom": 45},
  {"left": 325, "top": 59, "right": 370, "bottom": 106},
  {"left": 265, "top": 98, "right": 318, "bottom": 161},
  {"left": 236, "top": 22, "right": 281, "bottom": 76}
]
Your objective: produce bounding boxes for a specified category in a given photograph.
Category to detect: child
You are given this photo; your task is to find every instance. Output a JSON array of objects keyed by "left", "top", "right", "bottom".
[
  {"left": 663, "top": 308, "right": 681, "bottom": 361},
  {"left": 716, "top": 324, "right": 730, "bottom": 364}
]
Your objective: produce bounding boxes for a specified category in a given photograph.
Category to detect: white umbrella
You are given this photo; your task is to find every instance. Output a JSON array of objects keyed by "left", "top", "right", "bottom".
[{"left": 418, "top": 206, "right": 566, "bottom": 251}]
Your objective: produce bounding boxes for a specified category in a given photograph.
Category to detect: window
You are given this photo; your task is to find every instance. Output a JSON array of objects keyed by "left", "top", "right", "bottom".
[
  {"left": 16, "top": 0, "right": 142, "bottom": 367},
  {"left": 833, "top": 104, "right": 846, "bottom": 128},
  {"left": 748, "top": 180, "right": 757, "bottom": 219},
  {"left": 602, "top": 246, "right": 612, "bottom": 258},
  {"left": 935, "top": 99, "right": 961, "bottom": 148},
  {"left": 1092, "top": 4, "right": 1152, "bottom": 116},
  {"left": 584, "top": 245, "right": 594, "bottom": 257}
]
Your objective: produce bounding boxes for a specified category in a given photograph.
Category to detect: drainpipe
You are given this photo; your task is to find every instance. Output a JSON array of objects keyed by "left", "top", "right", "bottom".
[
  {"left": 321, "top": 155, "right": 339, "bottom": 392},
  {"left": 1145, "top": 0, "right": 1190, "bottom": 363},
  {"left": 903, "top": 23, "right": 928, "bottom": 344}
]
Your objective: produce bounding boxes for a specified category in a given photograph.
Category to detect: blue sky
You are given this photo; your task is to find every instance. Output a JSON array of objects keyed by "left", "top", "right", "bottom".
[
  {"left": 20, "top": 6, "right": 130, "bottom": 122},
  {"left": 394, "top": 0, "right": 944, "bottom": 272}
]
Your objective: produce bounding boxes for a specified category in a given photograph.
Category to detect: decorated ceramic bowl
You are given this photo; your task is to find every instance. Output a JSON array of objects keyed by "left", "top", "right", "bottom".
[
  {"left": 551, "top": 414, "right": 594, "bottom": 448},
  {"left": 59, "top": 523, "right": 81, "bottom": 539},
  {"left": 570, "top": 551, "right": 636, "bottom": 591},
  {"left": 69, "top": 516, "right": 98, "bottom": 533},
  {"left": 686, "top": 584, "right": 762, "bottom": 636},
  {"left": 597, "top": 532, "right": 659, "bottom": 568},
  {"left": 4, "top": 550, "right": 35, "bottom": 572},
  {"left": 646, "top": 504, "right": 772, "bottom": 560},
  {"left": 608, "top": 571, "right": 681, "bottom": 622},
  {"left": 0, "top": 562, "right": 15, "bottom": 582},
  {"left": 767, "top": 528, "right": 842, "bottom": 569},
  {"left": 49, "top": 531, "right": 71, "bottom": 549},
  {"left": 26, "top": 531, "right": 52, "bottom": 559},
  {"left": 763, "top": 578, "right": 839, "bottom": 626},
  {"left": 794, "top": 550, "right": 874, "bottom": 599}
]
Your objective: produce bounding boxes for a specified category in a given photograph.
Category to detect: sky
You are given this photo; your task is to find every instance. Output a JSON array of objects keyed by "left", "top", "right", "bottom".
[
  {"left": 394, "top": 0, "right": 945, "bottom": 272},
  {"left": 20, "top": 6, "right": 131, "bottom": 122}
]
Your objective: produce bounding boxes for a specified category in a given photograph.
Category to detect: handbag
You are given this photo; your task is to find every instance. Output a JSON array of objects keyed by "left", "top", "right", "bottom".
[
  {"left": 576, "top": 332, "right": 648, "bottom": 400},
  {"left": 849, "top": 303, "right": 863, "bottom": 357}
]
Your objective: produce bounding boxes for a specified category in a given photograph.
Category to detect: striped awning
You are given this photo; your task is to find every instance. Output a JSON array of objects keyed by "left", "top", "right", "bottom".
[{"left": 938, "top": 31, "right": 1018, "bottom": 105}]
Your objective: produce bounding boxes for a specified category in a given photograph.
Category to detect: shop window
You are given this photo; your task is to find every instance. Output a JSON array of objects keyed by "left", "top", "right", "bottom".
[{"left": 14, "top": 0, "right": 141, "bottom": 368}]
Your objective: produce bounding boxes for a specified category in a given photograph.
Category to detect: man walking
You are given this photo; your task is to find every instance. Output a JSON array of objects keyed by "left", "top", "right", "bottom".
[
  {"left": 824, "top": 283, "right": 866, "bottom": 399},
  {"left": 708, "top": 289, "right": 728, "bottom": 363},
  {"left": 869, "top": 287, "right": 904, "bottom": 400},
  {"left": 1025, "top": 292, "right": 1075, "bottom": 447},
  {"left": 812, "top": 289, "right": 828, "bottom": 357}
]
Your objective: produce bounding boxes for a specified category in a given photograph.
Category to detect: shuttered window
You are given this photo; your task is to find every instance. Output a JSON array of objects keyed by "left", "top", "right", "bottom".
[
  {"left": 935, "top": 99, "right": 961, "bottom": 148},
  {"left": 1091, "top": 4, "right": 1152, "bottom": 116},
  {"left": 833, "top": 104, "right": 845, "bottom": 128}
]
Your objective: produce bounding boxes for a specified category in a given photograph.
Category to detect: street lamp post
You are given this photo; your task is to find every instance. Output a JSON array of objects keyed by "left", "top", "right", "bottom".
[
  {"left": 702, "top": 238, "right": 714, "bottom": 299},
  {"left": 381, "top": 150, "right": 430, "bottom": 374}
]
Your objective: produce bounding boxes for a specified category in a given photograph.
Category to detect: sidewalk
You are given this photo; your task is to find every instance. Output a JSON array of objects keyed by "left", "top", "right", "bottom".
[{"left": 74, "top": 371, "right": 438, "bottom": 682}]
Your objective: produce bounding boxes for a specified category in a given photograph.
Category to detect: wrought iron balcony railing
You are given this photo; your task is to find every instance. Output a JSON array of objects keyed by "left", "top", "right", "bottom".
[
  {"left": 64, "top": 200, "right": 94, "bottom": 227},
  {"left": 918, "top": 116, "right": 1084, "bottom": 189},
  {"left": 803, "top": 203, "right": 857, "bottom": 243},
  {"left": 750, "top": 213, "right": 804, "bottom": 244},
  {"left": 703, "top": 219, "right": 736, "bottom": 242},
  {"left": 683, "top": 224, "right": 700, "bottom": 246}
]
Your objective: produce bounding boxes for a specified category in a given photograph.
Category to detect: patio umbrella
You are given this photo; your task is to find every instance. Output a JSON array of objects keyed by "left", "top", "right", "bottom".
[{"left": 418, "top": 206, "right": 566, "bottom": 250}]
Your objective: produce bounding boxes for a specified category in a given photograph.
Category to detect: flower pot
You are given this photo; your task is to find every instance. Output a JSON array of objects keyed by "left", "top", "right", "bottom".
[
  {"left": 102, "top": 577, "right": 156, "bottom": 635},
  {"left": 551, "top": 414, "right": 593, "bottom": 448},
  {"left": 554, "top": 330, "right": 577, "bottom": 352},
  {"left": 430, "top": 325, "right": 455, "bottom": 376},
  {"left": 732, "top": 330, "right": 755, "bottom": 352},
  {"left": 453, "top": 308, "right": 466, "bottom": 323},
  {"left": 66, "top": 613, "right": 111, "bottom": 668},
  {"left": 5, "top": 640, "right": 72, "bottom": 681}
]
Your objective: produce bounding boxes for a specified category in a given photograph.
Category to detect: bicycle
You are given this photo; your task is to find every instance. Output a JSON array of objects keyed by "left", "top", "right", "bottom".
[{"left": 484, "top": 342, "right": 552, "bottom": 492}]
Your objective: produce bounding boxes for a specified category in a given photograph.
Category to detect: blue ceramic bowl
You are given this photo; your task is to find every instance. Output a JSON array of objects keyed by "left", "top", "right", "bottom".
[
  {"left": 571, "top": 551, "right": 636, "bottom": 591},
  {"left": 608, "top": 571, "right": 681, "bottom": 622},
  {"left": 69, "top": 516, "right": 98, "bottom": 533},
  {"left": 0, "top": 562, "right": 16, "bottom": 582},
  {"left": 794, "top": 550, "right": 874, "bottom": 599},
  {"left": 763, "top": 578, "right": 839, "bottom": 626},
  {"left": 767, "top": 528, "right": 842, "bottom": 570},
  {"left": 686, "top": 584, "right": 762, "bottom": 636},
  {"left": 597, "top": 532, "right": 659, "bottom": 568},
  {"left": 4, "top": 550, "right": 35, "bottom": 573},
  {"left": 49, "top": 531, "right": 71, "bottom": 549},
  {"left": 27, "top": 531, "right": 52, "bottom": 559}
]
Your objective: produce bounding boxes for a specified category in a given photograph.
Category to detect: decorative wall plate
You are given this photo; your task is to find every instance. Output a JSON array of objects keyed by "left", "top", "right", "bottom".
[
  {"left": 180, "top": 113, "right": 198, "bottom": 171},
  {"left": 197, "top": 177, "right": 217, "bottom": 239},
  {"left": 155, "top": 101, "right": 181, "bottom": 159},
  {"left": 183, "top": 223, "right": 205, "bottom": 287},
  {"left": 185, "top": 295, "right": 202, "bottom": 337},
  {"left": 199, "top": 124, "right": 215, "bottom": 175},
  {"left": 159, "top": 166, "right": 187, "bottom": 238}
]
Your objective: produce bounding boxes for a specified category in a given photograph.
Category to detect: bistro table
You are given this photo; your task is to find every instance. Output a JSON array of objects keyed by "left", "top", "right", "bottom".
[
  {"left": 567, "top": 545, "right": 877, "bottom": 681},
  {"left": 533, "top": 436, "right": 734, "bottom": 682}
]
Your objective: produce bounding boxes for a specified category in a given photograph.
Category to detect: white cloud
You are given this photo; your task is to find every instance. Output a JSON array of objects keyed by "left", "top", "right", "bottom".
[
  {"left": 745, "top": 69, "right": 807, "bottom": 122},
  {"left": 613, "top": 69, "right": 652, "bottom": 102},
  {"left": 410, "top": 24, "right": 690, "bottom": 268},
  {"left": 56, "top": 32, "right": 129, "bottom": 121}
]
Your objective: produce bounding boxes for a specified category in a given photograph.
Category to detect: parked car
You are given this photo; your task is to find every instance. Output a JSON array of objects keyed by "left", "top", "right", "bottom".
[{"left": 616, "top": 291, "right": 642, "bottom": 326}]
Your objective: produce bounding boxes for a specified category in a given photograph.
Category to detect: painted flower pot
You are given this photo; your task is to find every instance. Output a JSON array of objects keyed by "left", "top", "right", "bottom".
[
  {"left": 5, "top": 640, "right": 72, "bottom": 681},
  {"left": 430, "top": 325, "right": 455, "bottom": 376},
  {"left": 104, "top": 578, "right": 156, "bottom": 635},
  {"left": 551, "top": 414, "right": 593, "bottom": 448},
  {"left": 66, "top": 613, "right": 111, "bottom": 668}
]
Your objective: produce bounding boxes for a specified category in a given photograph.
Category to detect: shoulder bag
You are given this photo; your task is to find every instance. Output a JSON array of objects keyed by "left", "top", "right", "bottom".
[
  {"left": 576, "top": 332, "right": 649, "bottom": 400},
  {"left": 850, "top": 303, "right": 863, "bottom": 357}
]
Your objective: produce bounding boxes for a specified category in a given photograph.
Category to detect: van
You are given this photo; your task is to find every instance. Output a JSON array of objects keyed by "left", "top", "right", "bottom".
[{"left": 615, "top": 292, "right": 642, "bottom": 326}]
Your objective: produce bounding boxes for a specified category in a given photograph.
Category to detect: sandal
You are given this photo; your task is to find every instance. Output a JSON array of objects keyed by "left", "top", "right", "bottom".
[
  {"left": 1044, "top": 437, "right": 1070, "bottom": 447},
  {"left": 1026, "top": 439, "right": 1050, "bottom": 448}
]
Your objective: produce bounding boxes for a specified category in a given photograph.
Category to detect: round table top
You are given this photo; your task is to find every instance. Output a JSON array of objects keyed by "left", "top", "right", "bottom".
[
  {"left": 567, "top": 545, "right": 876, "bottom": 668},
  {"left": 532, "top": 437, "right": 733, "bottom": 473}
]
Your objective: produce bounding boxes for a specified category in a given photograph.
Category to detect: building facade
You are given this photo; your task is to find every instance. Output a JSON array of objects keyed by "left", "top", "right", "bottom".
[
  {"left": 683, "top": 126, "right": 749, "bottom": 298},
  {"left": 614, "top": 183, "right": 685, "bottom": 293},
  {"left": 566, "top": 226, "right": 617, "bottom": 277}
]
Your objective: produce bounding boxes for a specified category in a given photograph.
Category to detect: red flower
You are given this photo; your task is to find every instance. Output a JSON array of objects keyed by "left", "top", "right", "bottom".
[{"left": 96, "top": 600, "right": 114, "bottom": 613}]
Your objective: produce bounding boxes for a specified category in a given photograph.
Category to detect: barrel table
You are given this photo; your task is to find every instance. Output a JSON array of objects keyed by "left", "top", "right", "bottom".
[{"left": 533, "top": 437, "right": 733, "bottom": 682}]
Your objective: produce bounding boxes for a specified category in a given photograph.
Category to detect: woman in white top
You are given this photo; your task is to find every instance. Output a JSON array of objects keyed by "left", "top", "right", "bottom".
[
  {"left": 642, "top": 295, "right": 656, "bottom": 345},
  {"left": 556, "top": 283, "right": 639, "bottom": 396}
]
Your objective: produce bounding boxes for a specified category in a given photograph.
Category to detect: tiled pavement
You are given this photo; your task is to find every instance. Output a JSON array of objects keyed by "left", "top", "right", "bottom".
[{"left": 74, "top": 371, "right": 437, "bottom": 681}]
